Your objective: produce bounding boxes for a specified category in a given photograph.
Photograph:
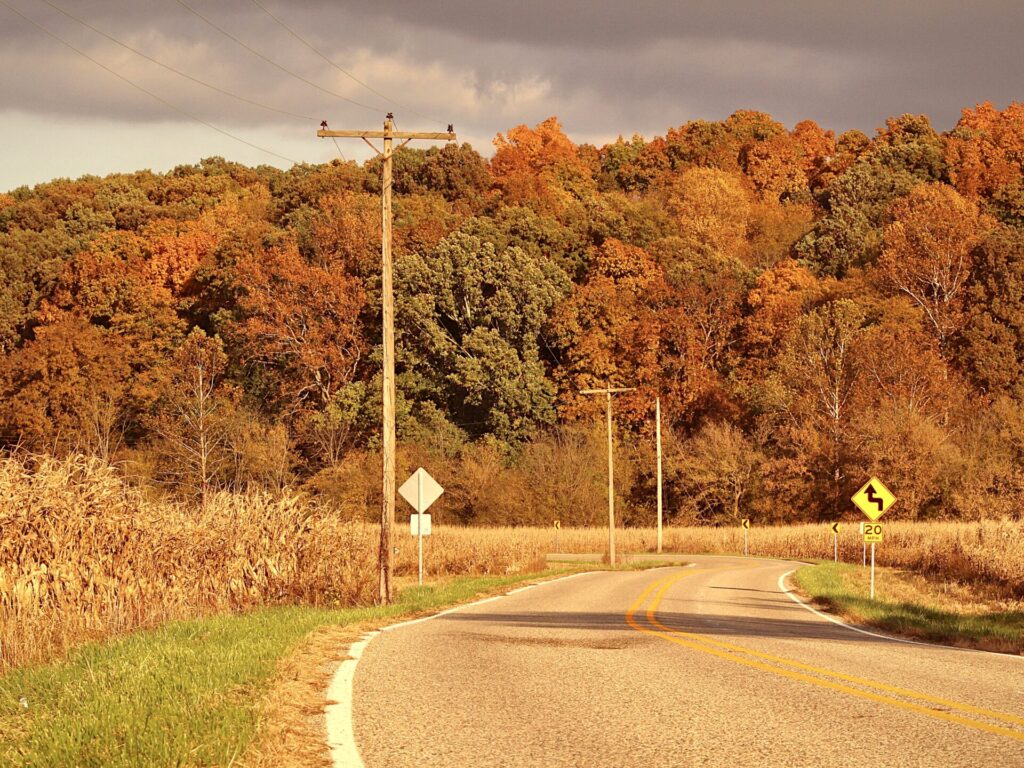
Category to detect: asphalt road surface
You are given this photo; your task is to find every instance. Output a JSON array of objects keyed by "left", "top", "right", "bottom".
[{"left": 352, "top": 556, "right": 1024, "bottom": 767}]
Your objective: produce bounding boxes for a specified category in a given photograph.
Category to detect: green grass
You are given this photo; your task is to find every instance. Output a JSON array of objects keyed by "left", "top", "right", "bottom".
[
  {"left": 793, "top": 562, "right": 1024, "bottom": 654},
  {"left": 0, "top": 569, "right": 573, "bottom": 768}
]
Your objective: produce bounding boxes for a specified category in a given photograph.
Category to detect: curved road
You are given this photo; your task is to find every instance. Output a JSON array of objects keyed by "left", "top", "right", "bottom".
[{"left": 352, "top": 556, "right": 1024, "bottom": 767}]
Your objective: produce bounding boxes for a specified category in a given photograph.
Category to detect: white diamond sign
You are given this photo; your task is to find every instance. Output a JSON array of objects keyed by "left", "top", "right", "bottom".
[{"left": 399, "top": 467, "right": 444, "bottom": 514}]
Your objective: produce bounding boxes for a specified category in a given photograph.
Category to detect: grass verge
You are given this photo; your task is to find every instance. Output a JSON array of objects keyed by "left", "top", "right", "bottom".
[
  {"left": 792, "top": 562, "right": 1024, "bottom": 655},
  {"left": 0, "top": 568, "right": 579, "bottom": 768}
]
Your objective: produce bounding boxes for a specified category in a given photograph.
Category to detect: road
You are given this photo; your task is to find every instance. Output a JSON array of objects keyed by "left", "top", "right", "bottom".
[{"left": 351, "top": 555, "right": 1024, "bottom": 767}]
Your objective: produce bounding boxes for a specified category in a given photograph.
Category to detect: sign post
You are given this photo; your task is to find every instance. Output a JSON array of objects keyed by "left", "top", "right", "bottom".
[
  {"left": 862, "top": 522, "right": 884, "bottom": 597},
  {"left": 553, "top": 519, "right": 561, "bottom": 552},
  {"left": 830, "top": 522, "right": 841, "bottom": 562},
  {"left": 398, "top": 468, "right": 444, "bottom": 585},
  {"left": 741, "top": 519, "right": 750, "bottom": 556},
  {"left": 851, "top": 477, "right": 896, "bottom": 601}
]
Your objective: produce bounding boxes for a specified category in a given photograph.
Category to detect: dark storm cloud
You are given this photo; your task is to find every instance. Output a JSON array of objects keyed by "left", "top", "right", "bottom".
[{"left": 1, "top": 0, "right": 1023, "bottom": 182}]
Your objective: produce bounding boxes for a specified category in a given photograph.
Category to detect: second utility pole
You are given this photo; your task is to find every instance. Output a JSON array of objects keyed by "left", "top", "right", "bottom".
[
  {"left": 318, "top": 115, "right": 456, "bottom": 604},
  {"left": 580, "top": 385, "right": 636, "bottom": 565},
  {"left": 656, "top": 396, "right": 663, "bottom": 554}
]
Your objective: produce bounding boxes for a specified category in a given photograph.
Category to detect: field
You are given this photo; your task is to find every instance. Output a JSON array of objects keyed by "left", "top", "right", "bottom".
[{"left": 2, "top": 453, "right": 1022, "bottom": 671}]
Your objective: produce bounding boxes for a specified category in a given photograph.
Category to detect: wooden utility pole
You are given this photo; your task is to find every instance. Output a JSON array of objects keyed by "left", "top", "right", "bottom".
[
  {"left": 655, "top": 396, "right": 663, "bottom": 554},
  {"left": 318, "top": 116, "right": 456, "bottom": 604},
  {"left": 580, "top": 385, "right": 636, "bottom": 565}
]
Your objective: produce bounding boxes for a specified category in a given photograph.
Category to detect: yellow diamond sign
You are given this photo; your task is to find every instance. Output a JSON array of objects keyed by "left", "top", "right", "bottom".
[{"left": 852, "top": 477, "right": 896, "bottom": 521}]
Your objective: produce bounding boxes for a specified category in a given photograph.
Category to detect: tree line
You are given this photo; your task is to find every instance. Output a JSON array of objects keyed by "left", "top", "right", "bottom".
[{"left": 3, "top": 104, "right": 1024, "bottom": 524}]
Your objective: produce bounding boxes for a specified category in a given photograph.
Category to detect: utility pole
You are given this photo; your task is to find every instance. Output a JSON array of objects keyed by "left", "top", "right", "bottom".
[
  {"left": 318, "top": 115, "right": 456, "bottom": 604},
  {"left": 580, "top": 385, "right": 636, "bottom": 565},
  {"left": 655, "top": 396, "right": 663, "bottom": 554}
]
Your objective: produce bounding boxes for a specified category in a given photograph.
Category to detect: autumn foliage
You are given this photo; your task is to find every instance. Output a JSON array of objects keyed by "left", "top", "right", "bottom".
[{"left": 3, "top": 106, "right": 1024, "bottom": 526}]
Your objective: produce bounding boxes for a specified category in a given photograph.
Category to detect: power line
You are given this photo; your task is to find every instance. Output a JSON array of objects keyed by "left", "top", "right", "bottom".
[
  {"left": 37, "top": 0, "right": 316, "bottom": 123},
  {"left": 172, "top": 0, "right": 387, "bottom": 115},
  {"left": 0, "top": 0, "right": 298, "bottom": 165},
  {"left": 248, "top": 0, "right": 444, "bottom": 127}
]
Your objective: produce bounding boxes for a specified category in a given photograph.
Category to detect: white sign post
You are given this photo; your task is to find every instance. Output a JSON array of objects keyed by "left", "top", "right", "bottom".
[{"left": 398, "top": 467, "right": 444, "bottom": 585}]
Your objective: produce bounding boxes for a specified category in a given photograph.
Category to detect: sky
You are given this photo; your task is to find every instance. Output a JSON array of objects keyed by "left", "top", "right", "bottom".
[{"left": 1, "top": 0, "right": 1023, "bottom": 192}]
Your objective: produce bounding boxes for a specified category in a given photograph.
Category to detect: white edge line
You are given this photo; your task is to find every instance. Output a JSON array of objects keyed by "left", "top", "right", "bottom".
[
  {"left": 323, "top": 568, "right": 606, "bottom": 768},
  {"left": 324, "top": 630, "right": 378, "bottom": 768},
  {"left": 778, "top": 569, "right": 1022, "bottom": 661}
]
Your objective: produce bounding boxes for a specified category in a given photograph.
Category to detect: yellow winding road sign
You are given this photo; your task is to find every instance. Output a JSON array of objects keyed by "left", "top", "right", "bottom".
[
  {"left": 830, "top": 522, "right": 841, "bottom": 534},
  {"left": 852, "top": 477, "right": 896, "bottom": 521}
]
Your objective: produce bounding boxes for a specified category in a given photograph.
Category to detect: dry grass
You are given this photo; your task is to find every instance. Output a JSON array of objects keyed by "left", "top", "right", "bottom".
[
  {"left": 0, "top": 454, "right": 378, "bottom": 671},
  {"left": 2, "top": 452, "right": 1022, "bottom": 672},
  {"left": 243, "top": 622, "right": 362, "bottom": 768}
]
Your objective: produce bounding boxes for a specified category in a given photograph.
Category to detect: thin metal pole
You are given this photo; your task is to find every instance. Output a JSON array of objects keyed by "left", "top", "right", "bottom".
[
  {"left": 417, "top": 470, "right": 424, "bottom": 586},
  {"left": 606, "top": 389, "right": 616, "bottom": 566},
  {"left": 656, "top": 396, "right": 663, "bottom": 555},
  {"left": 744, "top": 526, "right": 748, "bottom": 557},
  {"left": 834, "top": 533, "right": 838, "bottom": 562},
  {"left": 870, "top": 542, "right": 876, "bottom": 599}
]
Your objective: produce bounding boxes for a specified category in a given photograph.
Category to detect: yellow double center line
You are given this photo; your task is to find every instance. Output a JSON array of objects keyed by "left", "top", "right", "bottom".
[{"left": 625, "top": 567, "right": 1024, "bottom": 742}]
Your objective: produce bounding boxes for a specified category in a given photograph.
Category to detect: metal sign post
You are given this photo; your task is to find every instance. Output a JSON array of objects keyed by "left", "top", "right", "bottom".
[
  {"left": 870, "top": 543, "right": 876, "bottom": 599},
  {"left": 417, "top": 470, "right": 423, "bottom": 585},
  {"left": 399, "top": 468, "right": 444, "bottom": 586},
  {"left": 862, "top": 523, "right": 884, "bottom": 599},
  {"left": 741, "top": 519, "right": 750, "bottom": 556},
  {"left": 830, "top": 522, "right": 841, "bottom": 562}
]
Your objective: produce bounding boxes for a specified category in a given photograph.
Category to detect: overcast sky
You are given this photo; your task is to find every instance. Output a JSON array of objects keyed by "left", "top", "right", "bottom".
[{"left": 1, "top": 0, "right": 1023, "bottom": 192}]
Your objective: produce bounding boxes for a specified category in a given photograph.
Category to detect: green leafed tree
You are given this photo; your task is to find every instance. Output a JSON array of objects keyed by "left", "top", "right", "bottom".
[
  {"left": 396, "top": 230, "right": 568, "bottom": 444},
  {"left": 797, "top": 116, "right": 948, "bottom": 277}
]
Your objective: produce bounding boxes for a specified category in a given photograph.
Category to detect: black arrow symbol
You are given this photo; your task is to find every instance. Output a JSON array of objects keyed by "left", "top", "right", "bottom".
[{"left": 865, "top": 484, "right": 884, "bottom": 513}]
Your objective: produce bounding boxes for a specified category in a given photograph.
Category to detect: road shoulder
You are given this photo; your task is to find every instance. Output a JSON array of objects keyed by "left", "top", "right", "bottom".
[{"left": 785, "top": 562, "right": 1024, "bottom": 656}]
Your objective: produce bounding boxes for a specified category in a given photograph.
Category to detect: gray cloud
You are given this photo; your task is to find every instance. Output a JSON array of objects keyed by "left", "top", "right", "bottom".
[{"left": 1, "top": 0, "right": 1022, "bottom": 190}]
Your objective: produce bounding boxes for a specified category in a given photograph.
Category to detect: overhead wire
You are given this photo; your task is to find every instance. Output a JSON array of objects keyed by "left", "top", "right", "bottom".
[
  {"left": 0, "top": 0, "right": 299, "bottom": 164},
  {"left": 37, "top": 0, "right": 317, "bottom": 123},
  {"left": 172, "top": 0, "right": 388, "bottom": 115},
  {"left": 247, "top": 0, "right": 445, "bottom": 127}
]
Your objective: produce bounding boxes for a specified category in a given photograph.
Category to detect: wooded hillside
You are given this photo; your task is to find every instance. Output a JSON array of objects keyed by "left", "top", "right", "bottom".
[{"left": 3, "top": 104, "right": 1024, "bottom": 524}]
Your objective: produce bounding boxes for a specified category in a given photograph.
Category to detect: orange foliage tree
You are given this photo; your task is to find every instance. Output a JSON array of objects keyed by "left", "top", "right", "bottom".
[
  {"left": 229, "top": 243, "right": 366, "bottom": 414},
  {"left": 491, "top": 117, "right": 595, "bottom": 215},
  {"left": 946, "top": 102, "right": 1024, "bottom": 199},
  {"left": 878, "top": 183, "right": 991, "bottom": 351}
]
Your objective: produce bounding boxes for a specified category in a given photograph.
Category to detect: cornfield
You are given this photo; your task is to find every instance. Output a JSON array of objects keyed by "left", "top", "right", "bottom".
[{"left": 1, "top": 454, "right": 1021, "bottom": 671}]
